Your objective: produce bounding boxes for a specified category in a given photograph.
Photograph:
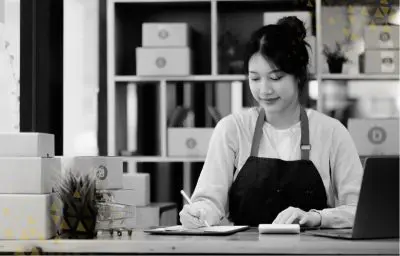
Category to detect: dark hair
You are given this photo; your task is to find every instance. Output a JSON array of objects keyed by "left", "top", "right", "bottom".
[{"left": 244, "top": 16, "right": 310, "bottom": 97}]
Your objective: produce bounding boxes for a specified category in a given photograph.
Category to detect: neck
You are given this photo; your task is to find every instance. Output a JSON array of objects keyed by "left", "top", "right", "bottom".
[{"left": 263, "top": 102, "right": 301, "bottom": 129}]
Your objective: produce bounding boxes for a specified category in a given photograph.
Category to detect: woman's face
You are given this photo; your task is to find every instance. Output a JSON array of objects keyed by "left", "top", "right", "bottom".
[{"left": 248, "top": 53, "right": 299, "bottom": 114}]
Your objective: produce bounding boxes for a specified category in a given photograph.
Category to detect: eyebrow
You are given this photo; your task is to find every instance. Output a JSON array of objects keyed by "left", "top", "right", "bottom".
[{"left": 248, "top": 69, "right": 282, "bottom": 74}]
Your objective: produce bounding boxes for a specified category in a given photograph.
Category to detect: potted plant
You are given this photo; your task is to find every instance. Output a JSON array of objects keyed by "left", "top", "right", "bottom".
[{"left": 323, "top": 42, "right": 350, "bottom": 74}]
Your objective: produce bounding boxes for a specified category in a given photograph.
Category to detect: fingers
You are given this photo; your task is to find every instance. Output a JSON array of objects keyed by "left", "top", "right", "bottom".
[
  {"left": 273, "top": 207, "right": 305, "bottom": 224},
  {"left": 179, "top": 204, "right": 207, "bottom": 229}
]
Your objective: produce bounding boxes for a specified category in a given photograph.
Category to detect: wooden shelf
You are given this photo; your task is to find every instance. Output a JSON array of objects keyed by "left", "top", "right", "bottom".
[
  {"left": 321, "top": 74, "right": 400, "bottom": 80},
  {"left": 122, "top": 156, "right": 206, "bottom": 162},
  {"left": 115, "top": 75, "right": 247, "bottom": 82}
]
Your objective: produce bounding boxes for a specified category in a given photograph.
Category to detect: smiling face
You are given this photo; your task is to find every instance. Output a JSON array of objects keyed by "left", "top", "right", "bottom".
[{"left": 248, "top": 53, "right": 299, "bottom": 114}]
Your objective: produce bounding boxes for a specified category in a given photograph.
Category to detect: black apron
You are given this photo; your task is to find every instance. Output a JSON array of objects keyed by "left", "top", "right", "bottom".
[{"left": 228, "top": 107, "right": 328, "bottom": 226}]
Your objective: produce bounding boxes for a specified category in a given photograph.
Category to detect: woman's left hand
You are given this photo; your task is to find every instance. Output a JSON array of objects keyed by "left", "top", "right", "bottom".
[{"left": 272, "top": 207, "right": 321, "bottom": 227}]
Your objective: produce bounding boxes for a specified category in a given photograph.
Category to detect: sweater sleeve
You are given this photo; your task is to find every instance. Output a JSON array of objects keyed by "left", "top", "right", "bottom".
[
  {"left": 318, "top": 121, "right": 364, "bottom": 228},
  {"left": 190, "top": 115, "right": 239, "bottom": 225}
]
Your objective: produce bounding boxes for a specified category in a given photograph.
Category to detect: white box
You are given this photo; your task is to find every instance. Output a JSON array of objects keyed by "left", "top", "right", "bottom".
[
  {"left": 122, "top": 173, "right": 150, "bottom": 206},
  {"left": 364, "top": 26, "right": 399, "bottom": 49},
  {"left": 0, "top": 133, "right": 54, "bottom": 157},
  {"left": 136, "top": 47, "right": 192, "bottom": 76},
  {"left": 142, "top": 23, "right": 190, "bottom": 47},
  {"left": 59, "top": 156, "right": 123, "bottom": 190},
  {"left": 263, "top": 11, "right": 312, "bottom": 36},
  {"left": 0, "top": 194, "right": 55, "bottom": 239},
  {"left": 348, "top": 119, "right": 399, "bottom": 156},
  {"left": 124, "top": 203, "right": 177, "bottom": 228},
  {"left": 0, "top": 157, "right": 60, "bottom": 193},
  {"left": 363, "top": 50, "right": 399, "bottom": 74},
  {"left": 168, "top": 128, "right": 213, "bottom": 157}
]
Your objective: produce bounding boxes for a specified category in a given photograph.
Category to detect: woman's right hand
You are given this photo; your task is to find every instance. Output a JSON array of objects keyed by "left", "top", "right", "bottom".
[{"left": 179, "top": 203, "right": 209, "bottom": 229}]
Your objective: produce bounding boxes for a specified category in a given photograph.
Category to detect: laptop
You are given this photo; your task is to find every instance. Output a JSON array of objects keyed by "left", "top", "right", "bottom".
[{"left": 307, "top": 156, "right": 399, "bottom": 239}]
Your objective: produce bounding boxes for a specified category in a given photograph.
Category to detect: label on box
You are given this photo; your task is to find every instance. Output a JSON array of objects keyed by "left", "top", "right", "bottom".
[
  {"left": 378, "top": 30, "right": 394, "bottom": 48},
  {"left": 381, "top": 51, "right": 395, "bottom": 73}
]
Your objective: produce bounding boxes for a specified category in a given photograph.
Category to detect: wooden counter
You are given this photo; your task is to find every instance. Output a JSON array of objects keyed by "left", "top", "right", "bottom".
[{"left": 0, "top": 228, "right": 398, "bottom": 255}]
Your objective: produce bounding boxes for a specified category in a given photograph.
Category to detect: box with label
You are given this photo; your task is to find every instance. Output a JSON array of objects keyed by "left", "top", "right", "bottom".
[
  {"left": 0, "top": 157, "right": 60, "bottom": 194},
  {"left": 136, "top": 47, "right": 192, "bottom": 76},
  {"left": 59, "top": 156, "right": 123, "bottom": 190},
  {"left": 168, "top": 128, "right": 214, "bottom": 157},
  {"left": 142, "top": 23, "right": 190, "bottom": 47},
  {"left": 0, "top": 194, "right": 55, "bottom": 239},
  {"left": 364, "top": 26, "right": 399, "bottom": 49},
  {"left": 0, "top": 133, "right": 54, "bottom": 157},
  {"left": 363, "top": 50, "right": 399, "bottom": 74},
  {"left": 348, "top": 119, "right": 399, "bottom": 156},
  {"left": 263, "top": 11, "right": 312, "bottom": 36}
]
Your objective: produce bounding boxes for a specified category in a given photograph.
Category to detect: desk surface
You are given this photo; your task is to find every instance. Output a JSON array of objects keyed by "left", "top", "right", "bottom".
[{"left": 0, "top": 229, "right": 398, "bottom": 255}]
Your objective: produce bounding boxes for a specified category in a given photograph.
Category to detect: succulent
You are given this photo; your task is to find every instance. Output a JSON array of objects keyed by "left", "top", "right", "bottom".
[{"left": 323, "top": 42, "right": 350, "bottom": 64}]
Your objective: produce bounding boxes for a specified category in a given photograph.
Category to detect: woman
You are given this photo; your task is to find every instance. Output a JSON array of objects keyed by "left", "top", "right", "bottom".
[{"left": 179, "top": 16, "right": 363, "bottom": 229}]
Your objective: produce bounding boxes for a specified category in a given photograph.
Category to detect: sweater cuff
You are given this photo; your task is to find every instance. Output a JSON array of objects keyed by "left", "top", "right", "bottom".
[{"left": 309, "top": 209, "right": 324, "bottom": 228}]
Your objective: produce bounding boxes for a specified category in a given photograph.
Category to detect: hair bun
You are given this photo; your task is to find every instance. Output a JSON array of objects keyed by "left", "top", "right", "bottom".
[{"left": 277, "top": 16, "right": 307, "bottom": 43}]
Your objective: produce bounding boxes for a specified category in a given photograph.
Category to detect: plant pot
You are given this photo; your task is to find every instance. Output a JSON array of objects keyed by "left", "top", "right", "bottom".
[{"left": 327, "top": 61, "right": 344, "bottom": 74}]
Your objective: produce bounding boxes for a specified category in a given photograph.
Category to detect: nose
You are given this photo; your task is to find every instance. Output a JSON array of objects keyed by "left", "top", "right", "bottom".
[{"left": 259, "top": 79, "right": 274, "bottom": 95}]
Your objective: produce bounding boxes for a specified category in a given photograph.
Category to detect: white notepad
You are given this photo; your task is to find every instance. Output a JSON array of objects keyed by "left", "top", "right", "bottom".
[{"left": 258, "top": 224, "right": 300, "bottom": 234}]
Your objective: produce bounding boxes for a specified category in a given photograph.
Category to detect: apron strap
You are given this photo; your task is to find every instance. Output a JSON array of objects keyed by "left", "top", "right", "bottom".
[
  {"left": 250, "top": 108, "right": 265, "bottom": 156},
  {"left": 250, "top": 107, "right": 311, "bottom": 160},
  {"left": 300, "top": 107, "right": 311, "bottom": 160}
]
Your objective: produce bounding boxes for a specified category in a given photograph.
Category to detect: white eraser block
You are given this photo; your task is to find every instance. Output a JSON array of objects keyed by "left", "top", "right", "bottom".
[
  {"left": 0, "top": 194, "right": 55, "bottom": 239},
  {"left": 0, "top": 133, "right": 54, "bottom": 157},
  {"left": 58, "top": 156, "right": 123, "bottom": 190},
  {"left": 258, "top": 224, "right": 300, "bottom": 234},
  {"left": 0, "top": 157, "right": 61, "bottom": 193}
]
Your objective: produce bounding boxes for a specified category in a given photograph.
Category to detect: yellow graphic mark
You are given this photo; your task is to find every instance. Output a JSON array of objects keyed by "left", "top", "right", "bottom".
[
  {"left": 370, "top": 21, "right": 377, "bottom": 30},
  {"left": 27, "top": 216, "right": 36, "bottom": 225},
  {"left": 73, "top": 191, "right": 81, "bottom": 198},
  {"left": 361, "top": 7, "right": 369, "bottom": 16},
  {"left": 4, "top": 228, "right": 13, "bottom": 239},
  {"left": 342, "top": 28, "right": 351, "bottom": 36},
  {"left": 350, "top": 33, "right": 359, "bottom": 41},
  {"left": 349, "top": 15, "right": 355, "bottom": 24},
  {"left": 348, "top": 5, "right": 354, "bottom": 14},
  {"left": 52, "top": 214, "right": 61, "bottom": 225},
  {"left": 307, "top": 0, "right": 313, "bottom": 7},
  {"left": 3, "top": 208, "right": 10, "bottom": 216},
  {"left": 20, "top": 229, "right": 30, "bottom": 240},
  {"left": 77, "top": 221, "right": 86, "bottom": 232},
  {"left": 375, "top": 9, "right": 384, "bottom": 18},
  {"left": 383, "top": 25, "right": 391, "bottom": 32},
  {"left": 61, "top": 219, "right": 70, "bottom": 230},
  {"left": 328, "top": 17, "right": 336, "bottom": 25},
  {"left": 380, "top": 0, "right": 389, "bottom": 5}
]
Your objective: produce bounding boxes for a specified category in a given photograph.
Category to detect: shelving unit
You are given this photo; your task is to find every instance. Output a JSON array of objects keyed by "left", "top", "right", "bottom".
[{"left": 107, "top": 0, "right": 399, "bottom": 194}]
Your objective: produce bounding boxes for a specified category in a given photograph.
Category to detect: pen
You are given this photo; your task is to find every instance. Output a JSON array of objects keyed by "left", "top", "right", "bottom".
[{"left": 180, "top": 190, "right": 210, "bottom": 227}]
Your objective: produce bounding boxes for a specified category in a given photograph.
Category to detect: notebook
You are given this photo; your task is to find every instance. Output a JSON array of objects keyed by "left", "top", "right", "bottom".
[{"left": 144, "top": 225, "right": 249, "bottom": 236}]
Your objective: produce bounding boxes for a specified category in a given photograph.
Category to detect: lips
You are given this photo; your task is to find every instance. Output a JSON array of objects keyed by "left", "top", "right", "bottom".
[{"left": 259, "top": 97, "right": 280, "bottom": 103}]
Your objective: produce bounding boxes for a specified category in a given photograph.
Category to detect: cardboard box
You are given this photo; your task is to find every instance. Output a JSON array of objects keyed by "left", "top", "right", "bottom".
[
  {"left": 136, "top": 47, "right": 192, "bottom": 76},
  {"left": 0, "top": 133, "right": 54, "bottom": 157},
  {"left": 168, "top": 128, "right": 213, "bottom": 157},
  {"left": 115, "top": 203, "right": 177, "bottom": 228},
  {"left": 59, "top": 156, "right": 123, "bottom": 190},
  {"left": 348, "top": 119, "right": 399, "bottom": 156},
  {"left": 142, "top": 23, "right": 190, "bottom": 47},
  {"left": 363, "top": 50, "right": 399, "bottom": 74},
  {"left": 263, "top": 11, "right": 312, "bottom": 36},
  {"left": 0, "top": 157, "right": 60, "bottom": 194},
  {"left": 121, "top": 173, "right": 150, "bottom": 206},
  {"left": 0, "top": 194, "right": 55, "bottom": 239},
  {"left": 364, "top": 26, "right": 399, "bottom": 49}
]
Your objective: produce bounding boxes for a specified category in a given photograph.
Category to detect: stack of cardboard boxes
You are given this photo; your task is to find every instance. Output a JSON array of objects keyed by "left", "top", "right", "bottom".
[
  {"left": 0, "top": 133, "right": 59, "bottom": 239},
  {"left": 136, "top": 22, "right": 192, "bottom": 76},
  {"left": 362, "top": 25, "right": 399, "bottom": 74}
]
